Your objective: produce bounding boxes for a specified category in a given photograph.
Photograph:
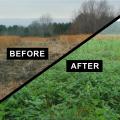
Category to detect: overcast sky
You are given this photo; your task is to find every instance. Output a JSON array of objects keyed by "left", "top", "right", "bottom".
[
  {"left": 0, "top": 0, "right": 119, "bottom": 19},
  {"left": 0, "top": 0, "right": 119, "bottom": 25}
]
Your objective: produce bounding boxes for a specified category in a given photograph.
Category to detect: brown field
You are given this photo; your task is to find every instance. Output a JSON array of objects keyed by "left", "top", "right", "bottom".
[
  {"left": 0, "top": 35, "right": 90, "bottom": 58},
  {"left": 95, "top": 34, "right": 120, "bottom": 40},
  {"left": 0, "top": 34, "right": 90, "bottom": 99}
]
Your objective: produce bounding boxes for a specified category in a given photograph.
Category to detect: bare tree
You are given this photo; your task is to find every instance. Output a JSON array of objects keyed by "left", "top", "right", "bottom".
[
  {"left": 39, "top": 14, "right": 53, "bottom": 36},
  {"left": 28, "top": 21, "right": 41, "bottom": 36},
  {"left": 28, "top": 14, "right": 53, "bottom": 37},
  {"left": 39, "top": 14, "right": 52, "bottom": 25},
  {"left": 70, "top": 0, "right": 115, "bottom": 34}
]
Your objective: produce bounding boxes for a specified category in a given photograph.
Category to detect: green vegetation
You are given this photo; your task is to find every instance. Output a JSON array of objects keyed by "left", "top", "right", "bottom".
[{"left": 0, "top": 37, "right": 120, "bottom": 120}]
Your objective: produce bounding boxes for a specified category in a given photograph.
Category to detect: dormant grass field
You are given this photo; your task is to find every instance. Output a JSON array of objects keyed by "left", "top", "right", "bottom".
[
  {"left": 0, "top": 34, "right": 89, "bottom": 99},
  {"left": 0, "top": 35, "right": 89, "bottom": 58},
  {"left": 0, "top": 35, "right": 120, "bottom": 119}
]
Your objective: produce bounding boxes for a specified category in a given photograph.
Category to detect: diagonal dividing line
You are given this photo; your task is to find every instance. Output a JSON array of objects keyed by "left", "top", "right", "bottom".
[{"left": 0, "top": 15, "right": 120, "bottom": 103}]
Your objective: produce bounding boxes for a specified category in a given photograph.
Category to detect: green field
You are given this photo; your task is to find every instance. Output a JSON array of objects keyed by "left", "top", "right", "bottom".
[{"left": 0, "top": 36, "right": 120, "bottom": 120}]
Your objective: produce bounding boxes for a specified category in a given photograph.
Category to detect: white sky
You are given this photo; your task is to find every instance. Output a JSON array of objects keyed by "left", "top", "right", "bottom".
[
  {"left": 0, "top": 0, "right": 119, "bottom": 26},
  {"left": 0, "top": 0, "right": 119, "bottom": 19}
]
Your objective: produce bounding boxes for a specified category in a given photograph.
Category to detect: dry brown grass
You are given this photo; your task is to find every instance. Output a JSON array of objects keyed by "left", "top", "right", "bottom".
[
  {"left": 96, "top": 34, "right": 120, "bottom": 40},
  {"left": 0, "top": 80, "right": 24, "bottom": 100},
  {"left": 0, "top": 36, "right": 20, "bottom": 48},
  {"left": 0, "top": 34, "right": 89, "bottom": 59},
  {"left": 0, "top": 34, "right": 89, "bottom": 48},
  {"left": 0, "top": 34, "right": 90, "bottom": 99}
]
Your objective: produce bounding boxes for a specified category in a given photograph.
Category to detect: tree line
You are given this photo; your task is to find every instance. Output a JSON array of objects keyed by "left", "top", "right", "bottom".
[
  {"left": 0, "top": 0, "right": 117, "bottom": 37},
  {"left": 0, "top": 23, "right": 71, "bottom": 37}
]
